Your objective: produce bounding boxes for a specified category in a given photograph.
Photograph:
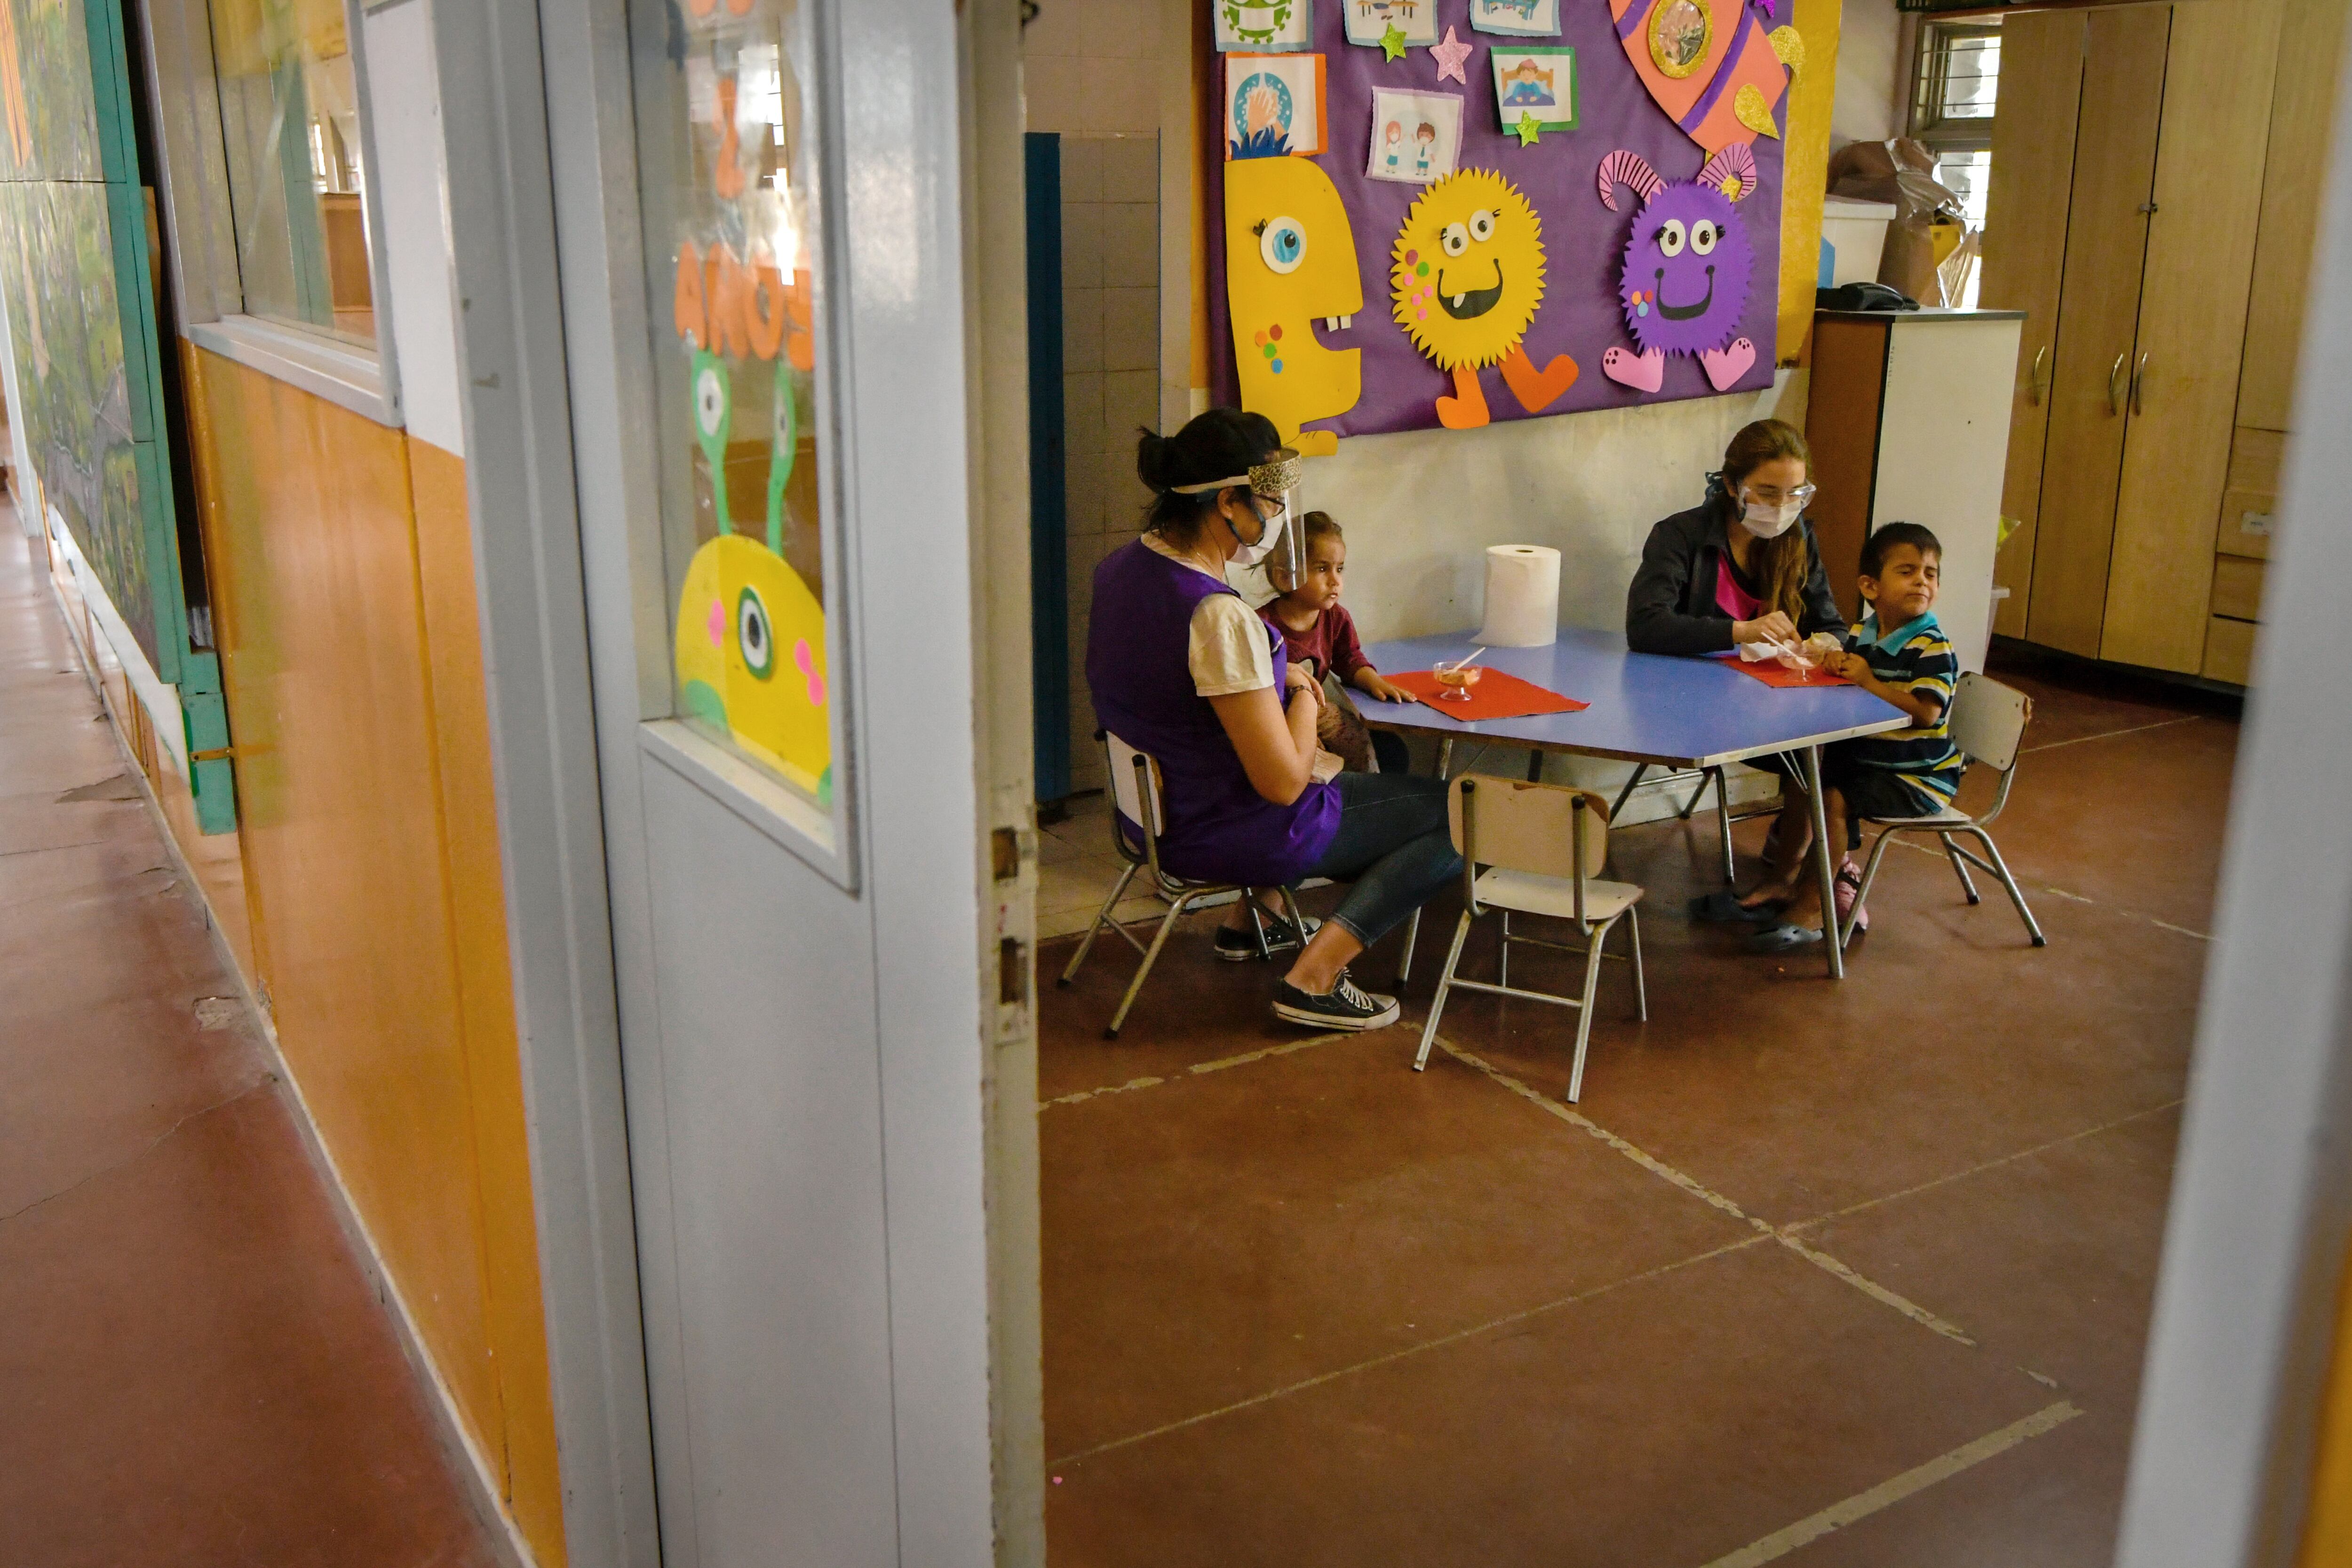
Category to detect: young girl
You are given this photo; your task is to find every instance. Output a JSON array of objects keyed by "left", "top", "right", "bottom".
[{"left": 1261, "top": 511, "right": 1414, "bottom": 775}]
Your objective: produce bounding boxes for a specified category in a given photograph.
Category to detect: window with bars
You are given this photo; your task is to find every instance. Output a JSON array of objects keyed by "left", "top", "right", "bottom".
[{"left": 1908, "top": 19, "right": 2001, "bottom": 307}]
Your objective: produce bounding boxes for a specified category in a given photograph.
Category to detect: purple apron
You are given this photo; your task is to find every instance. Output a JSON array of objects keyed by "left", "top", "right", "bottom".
[{"left": 1086, "top": 540, "right": 1342, "bottom": 886}]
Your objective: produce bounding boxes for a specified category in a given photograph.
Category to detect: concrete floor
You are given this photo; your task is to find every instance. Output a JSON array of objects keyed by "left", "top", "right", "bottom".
[
  {"left": 0, "top": 524, "right": 505, "bottom": 1566},
  {"left": 1039, "top": 654, "right": 2236, "bottom": 1566}
]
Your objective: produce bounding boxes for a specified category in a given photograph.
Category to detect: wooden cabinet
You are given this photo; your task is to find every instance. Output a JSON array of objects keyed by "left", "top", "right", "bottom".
[{"left": 1981, "top": 0, "right": 2324, "bottom": 684}]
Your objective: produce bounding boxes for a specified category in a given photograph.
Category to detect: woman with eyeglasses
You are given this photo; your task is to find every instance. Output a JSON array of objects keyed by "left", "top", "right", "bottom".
[
  {"left": 1625, "top": 419, "right": 1849, "bottom": 929},
  {"left": 1084, "top": 408, "right": 1460, "bottom": 1032}
]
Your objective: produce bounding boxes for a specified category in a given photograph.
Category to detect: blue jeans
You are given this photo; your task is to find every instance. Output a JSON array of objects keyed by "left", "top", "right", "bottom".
[{"left": 1304, "top": 772, "right": 1462, "bottom": 947}]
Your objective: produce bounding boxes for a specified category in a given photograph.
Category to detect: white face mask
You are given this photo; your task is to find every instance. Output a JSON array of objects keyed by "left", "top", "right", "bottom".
[
  {"left": 1228, "top": 496, "right": 1287, "bottom": 569},
  {"left": 1738, "top": 495, "right": 1803, "bottom": 539}
]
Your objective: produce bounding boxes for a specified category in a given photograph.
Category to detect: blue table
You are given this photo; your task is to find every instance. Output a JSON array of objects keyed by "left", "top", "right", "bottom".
[{"left": 1356, "top": 628, "right": 1908, "bottom": 979}]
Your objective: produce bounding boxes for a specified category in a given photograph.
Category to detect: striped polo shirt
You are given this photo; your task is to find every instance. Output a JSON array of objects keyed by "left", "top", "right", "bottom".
[{"left": 1844, "top": 611, "right": 1965, "bottom": 802}]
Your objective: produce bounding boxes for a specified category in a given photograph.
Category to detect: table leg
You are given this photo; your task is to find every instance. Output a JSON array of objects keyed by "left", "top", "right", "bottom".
[
  {"left": 1437, "top": 738, "right": 1455, "bottom": 781},
  {"left": 1802, "top": 745, "right": 1844, "bottom": 980}
]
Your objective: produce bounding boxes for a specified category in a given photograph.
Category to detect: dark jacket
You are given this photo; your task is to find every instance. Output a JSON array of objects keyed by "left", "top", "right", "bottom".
[{"left": 1625, "top": 497, "right": 1844, "bottom": 657}]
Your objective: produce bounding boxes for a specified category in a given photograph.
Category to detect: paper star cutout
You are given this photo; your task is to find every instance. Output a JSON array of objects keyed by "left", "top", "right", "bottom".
[
  {"left": 1514, "top": 111, "right": 1544, "bottom": 147},
  {"left": 1429, "top": 26, "right": 1473, "bottom": 84},
  {"left": 1381, "top": 22, "right": 1407, "bottom": 61}
]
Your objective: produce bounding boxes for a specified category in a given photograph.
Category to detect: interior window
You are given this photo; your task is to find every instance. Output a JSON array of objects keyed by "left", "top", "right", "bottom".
[{"left": 209, "top": 0, "right": 374, "bottom": 346}]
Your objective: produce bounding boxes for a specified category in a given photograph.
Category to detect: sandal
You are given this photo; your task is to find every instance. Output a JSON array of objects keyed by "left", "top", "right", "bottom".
[
  {"left": 1691, "top": 891, "right": 1785, "bottom": 925},
  {"left": 1835, "top": 857, "right": 1868, "bottom": 934},
  {"left": 1747, "top": 922, "right": 1825, "bottom": 953}
]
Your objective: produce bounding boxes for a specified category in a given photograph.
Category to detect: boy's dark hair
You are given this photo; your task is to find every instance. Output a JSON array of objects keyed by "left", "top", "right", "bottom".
[
  {"left": 1301, "top": 510, "right": 1343, "bottom": 549},
  {"left": 1136, "top": 407, "right": 1281, "bottom": 542},
  {"left": 1861, "top": 522, "right": 1942, "bottom": 581}
]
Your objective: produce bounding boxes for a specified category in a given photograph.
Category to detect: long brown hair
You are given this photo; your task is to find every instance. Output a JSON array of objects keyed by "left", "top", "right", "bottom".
[{"left": 1718, "top": 419, "right": 1813, "bottom": 624}]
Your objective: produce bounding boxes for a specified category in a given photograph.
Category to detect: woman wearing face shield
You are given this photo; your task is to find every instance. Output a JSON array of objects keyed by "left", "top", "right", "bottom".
[
  {"left": 1623, "top": 419, "right": 1850, "bottom": 927},
  {"left": 1086, "top": 409, "right": 1461, "bottom": 1032}
]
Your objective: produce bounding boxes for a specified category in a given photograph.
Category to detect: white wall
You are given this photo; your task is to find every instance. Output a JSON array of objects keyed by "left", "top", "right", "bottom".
[
  {"left": 1304, "top": 374, "right": 1807, "bottom": 644},
  {"left": 1833, "top": 0, "right": 1908, "bottom": 152}
]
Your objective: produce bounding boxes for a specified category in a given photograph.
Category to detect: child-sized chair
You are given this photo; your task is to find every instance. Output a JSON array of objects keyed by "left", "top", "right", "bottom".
[
  {"left": 1836, "top": 670, "right": 2047, "bottom": 950},
  {"left": 1058, "top": 734, "right": 1309, "bottom": 1039},
  {"left": 1412, "top": 775, "right": 1647, "bottom": 1102}
]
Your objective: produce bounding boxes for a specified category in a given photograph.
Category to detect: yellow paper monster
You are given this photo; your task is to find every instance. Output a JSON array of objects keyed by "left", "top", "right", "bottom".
[
  {"left": 1390, "top": 169, "right": 1580, "bottom": 430},
  {"left": 1224, "top": 145, "right": 1362, "bottom": 456},
  {"left": 675, "top": 533, "right": 832, "bottom": 803}
]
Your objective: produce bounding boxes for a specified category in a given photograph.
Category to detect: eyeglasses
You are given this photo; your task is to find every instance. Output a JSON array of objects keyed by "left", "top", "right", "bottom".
[{"left": 1744, "top": 482, "right": 1818, "bottom": 508}]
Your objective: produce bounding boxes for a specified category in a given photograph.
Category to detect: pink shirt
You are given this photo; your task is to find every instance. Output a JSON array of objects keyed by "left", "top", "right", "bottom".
[{"left": 1714, "top": 560, "right": 1765, "bottom": 622}]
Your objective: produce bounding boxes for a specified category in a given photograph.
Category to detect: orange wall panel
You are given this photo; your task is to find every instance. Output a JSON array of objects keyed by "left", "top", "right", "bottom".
[
  {"left": 180, "top": 348, "right": 563, "bottom": 1568},
  {"left": 407, "top": 437, "right": 566, "bottom": 1566}
]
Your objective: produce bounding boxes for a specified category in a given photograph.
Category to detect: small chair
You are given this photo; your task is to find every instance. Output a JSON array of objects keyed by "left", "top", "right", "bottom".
[
  {"left": 1057, "top": 734, "right": 1308, "bottom": 1039},
  {"left": 1836, "top": 670, "right": 2047, "bottom": 951},
  {"left": 1413, "top": 775, "right": 1647, "bottom": 1102}
]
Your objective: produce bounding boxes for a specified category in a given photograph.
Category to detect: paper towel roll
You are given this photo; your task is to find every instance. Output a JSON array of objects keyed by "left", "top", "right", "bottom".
[{"left": 1477, "top": 545, "right": 1561, "bottom": 647}]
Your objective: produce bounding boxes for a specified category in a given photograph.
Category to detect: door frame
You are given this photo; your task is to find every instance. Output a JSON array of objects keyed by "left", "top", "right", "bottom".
[{"left": 433, "top": 0, "right": 1038, "bottom": 1562}]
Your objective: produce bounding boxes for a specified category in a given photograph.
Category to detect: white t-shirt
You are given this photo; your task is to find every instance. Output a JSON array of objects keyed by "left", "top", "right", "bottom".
[{"left": 1141, "top": 534, "right": 1275, "bottom": 695}]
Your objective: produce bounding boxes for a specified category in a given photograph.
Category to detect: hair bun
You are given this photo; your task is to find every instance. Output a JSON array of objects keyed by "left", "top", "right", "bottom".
[{"left": 1135, "top": 429, "right": 1174, "bottom": 492}]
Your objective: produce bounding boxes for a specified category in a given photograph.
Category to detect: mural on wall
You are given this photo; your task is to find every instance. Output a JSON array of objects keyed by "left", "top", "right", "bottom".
[
  {"left": 1210, "top": 0, "right": 1793, "bottom": 441},
  {"left": 0, "top": 0, "right": 170, "bottom": 674},
  {"left": 659, "top": 0, "right": 833, "bottom": 805}
]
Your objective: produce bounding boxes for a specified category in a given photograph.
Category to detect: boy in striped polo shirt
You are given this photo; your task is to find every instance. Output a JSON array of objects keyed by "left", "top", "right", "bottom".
[{"left": 1746, "top": 523, "right": 1960, "bottom": 948}]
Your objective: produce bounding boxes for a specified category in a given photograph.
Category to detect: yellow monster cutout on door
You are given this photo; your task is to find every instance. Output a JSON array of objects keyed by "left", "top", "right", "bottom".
[
  {"left": 1224, "top": 133, "right": 1362, "bottom": 456},
  {"left": 674, "top": 352, "right": 833, "bottom": 804}
]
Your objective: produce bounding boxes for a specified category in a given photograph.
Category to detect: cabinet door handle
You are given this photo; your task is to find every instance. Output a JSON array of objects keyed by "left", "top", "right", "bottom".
[
  {"left": 2131, "top": 351, "right": 2148, "bottom": 416},
  {"left": 2029, "top": 346, "right": 2049, "bottom": 406},
  {"left": 2108, "top": 352, "right": 2129, "bottom": 415}
]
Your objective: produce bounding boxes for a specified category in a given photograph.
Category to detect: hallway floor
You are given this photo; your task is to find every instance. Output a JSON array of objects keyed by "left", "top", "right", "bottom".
[
  {"left": 1038, "top": 654, "right": 2238, "bottom": 1566},
  {"left": 0, "top": 524, "right": 506, "bottom": 1566}
]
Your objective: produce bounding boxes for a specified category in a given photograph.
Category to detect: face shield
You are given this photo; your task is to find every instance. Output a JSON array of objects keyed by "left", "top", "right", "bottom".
[{"left": 1175, "top": 447, "right": 1305, "bottom": 576}]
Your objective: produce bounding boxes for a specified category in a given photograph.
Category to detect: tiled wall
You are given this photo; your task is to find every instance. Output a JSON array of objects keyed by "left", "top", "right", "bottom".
[
  {"left": 1021, "top": 0, "right": 1166, "bottom": 136},
  {"left": 1058, "top": 132, "right": 1159, "bottom": 794}
]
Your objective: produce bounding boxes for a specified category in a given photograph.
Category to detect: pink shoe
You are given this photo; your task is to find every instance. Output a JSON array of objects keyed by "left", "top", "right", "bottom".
[{"left": 1835, "top": 856, "right": 1868, "bottom": 932}]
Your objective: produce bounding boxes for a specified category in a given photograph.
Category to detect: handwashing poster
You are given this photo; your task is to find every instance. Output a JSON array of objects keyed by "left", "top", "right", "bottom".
[{"left": 1212, "top": 0, "right": 1802, "bottom": 446}]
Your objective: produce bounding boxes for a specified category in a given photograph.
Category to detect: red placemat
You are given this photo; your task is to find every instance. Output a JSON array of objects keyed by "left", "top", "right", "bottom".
[
  {"left": 1726, "top": 658, "right": 1852, "bottom": 689},
  {"left": 1384, "top": 668, "right": 1590, "bottom": 722}
]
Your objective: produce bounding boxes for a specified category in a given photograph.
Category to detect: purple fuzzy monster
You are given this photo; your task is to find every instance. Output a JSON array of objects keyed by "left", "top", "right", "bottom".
[{"left": 1597, "top": 144, "right": 1762, "bottom": 395}]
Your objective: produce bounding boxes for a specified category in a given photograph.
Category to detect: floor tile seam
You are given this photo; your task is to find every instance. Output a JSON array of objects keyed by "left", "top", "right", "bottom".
[
  {"left": 1044, "top": 1232, "right": 1774, "bottom": 1471},
  {"left": 0, "top": 1073, "right": 277, "bottom": 1228},
  {"left": 0, "top": 837, "right": 107, "bottom": 862},
  {"left": 1435, "top": 1039, "right": 1979, "bottom": 1346},
  {"left": 1778, "top": 1097, "right": 2188, "bottom": 1237},
  {"left": 1885, "top": 837, "right": 2213, "bottom": 940},
  {"left": 1036, "top": 1029, "right": 1357, "bottom": 1109},
  {"left": 2018, "top": 714, "right": 2203, "bottom": 755},
  {"left": 1693, "top": 1399, "right": 2086, "bottom": 1568}
]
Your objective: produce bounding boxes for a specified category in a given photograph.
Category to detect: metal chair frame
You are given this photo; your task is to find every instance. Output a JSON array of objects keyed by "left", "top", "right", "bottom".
[
  {"left": 1834, "top": 671, "right": 2048, "bottom": 951},
  {"left": 1413, "top": 777, "right": 1647, "bottom": 1103},
  {"left": 1057, "top": 736, "right": 1307, "bottom": 1039}
]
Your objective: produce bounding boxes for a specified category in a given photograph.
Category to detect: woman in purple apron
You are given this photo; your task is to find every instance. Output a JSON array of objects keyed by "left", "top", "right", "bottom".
[
  {"left": 1087, "top": 409, "right": 1460, "bottom": 1032},
  {"left": 1622, "top": 419, "right": 1849, "bottom": 933}
]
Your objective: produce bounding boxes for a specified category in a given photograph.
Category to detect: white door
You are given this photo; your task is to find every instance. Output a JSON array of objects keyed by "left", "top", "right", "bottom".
[{"left": 534, "top": 1, "right": 1020, "bottom": 1561}]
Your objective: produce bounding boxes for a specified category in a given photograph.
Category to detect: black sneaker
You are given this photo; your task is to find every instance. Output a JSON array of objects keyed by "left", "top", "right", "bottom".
[
  {"left": 1272, "top": 970, "right": 1400, "bottom": 1031},
  {"left": 1213, "top": 909, "right": 1319, "bottom": 963}
]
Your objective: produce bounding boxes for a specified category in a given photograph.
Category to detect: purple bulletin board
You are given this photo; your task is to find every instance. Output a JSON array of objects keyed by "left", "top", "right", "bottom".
[{"left": 1208, "top": 0, "right": 1789, "bottom": 441}]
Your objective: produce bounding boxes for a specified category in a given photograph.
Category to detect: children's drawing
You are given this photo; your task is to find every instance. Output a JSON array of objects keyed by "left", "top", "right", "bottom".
[
  {"left": 1224, "top": 125, "right": 1363, "bottom": 455},
  {"left": 1342, "top": 0, "right": 1435, "bottom": 49},
  {"left": 1365, "top": 88, "right": 1462, "bottom": 186},
  {"left": 1216, "top": 0, "right": 1312, "bottom": 51},
  {"left": 1226, "top": 54, "right": 1327, "bottom": 158},
  {"left": 1597, "top": 143, "right": 1760, "bottom": 395},
  {"left": 1469, "top": 0, "right": 1559, "bottom": 37},
  {"left": 1388, "top": 168, "right": 1579, "bottom": 429},
  {"left": 1607, "top": 0, "right": 1791, "bottom": 155},
  {"left": 1490, "top": 47, "right": 1575, "bottom": 132}
]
